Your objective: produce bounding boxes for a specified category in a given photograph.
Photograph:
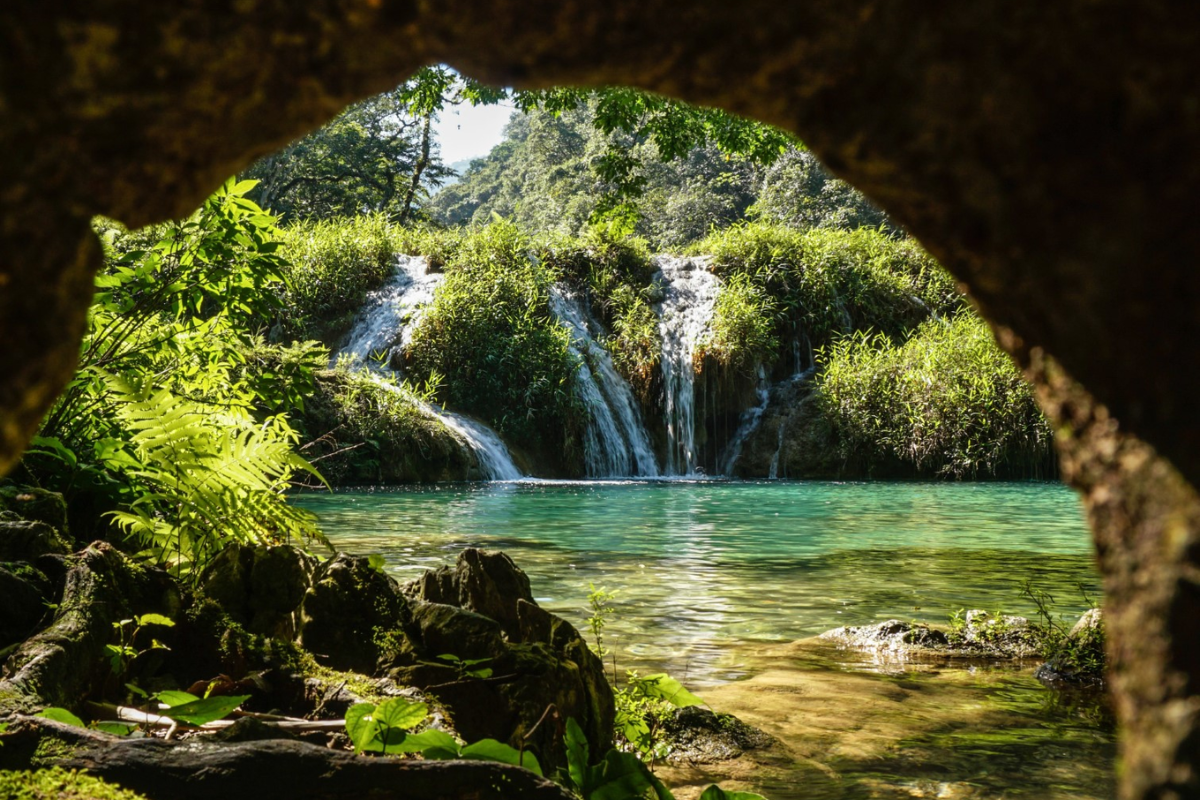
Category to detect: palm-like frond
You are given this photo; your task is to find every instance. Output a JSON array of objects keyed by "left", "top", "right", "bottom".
[{"left": 105, "top": 378, "right": 330, "bottom": 579}]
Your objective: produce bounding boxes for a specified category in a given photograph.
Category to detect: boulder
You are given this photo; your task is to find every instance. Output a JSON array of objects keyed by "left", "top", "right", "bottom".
[
  {"left": 391, "top": 549, "right": 614, "bottom": 773},
  {"left": 298, "top": 554, "right": 413, "bottom": 673},
  {"left": 198, "top": 544, "right": 318, "bottom": 640},
  {"left": 405, "top": 548, "right": 535, "bottom": 638},
  {"left": 660, "top": 706, "right": 777, "bottom": 764}
]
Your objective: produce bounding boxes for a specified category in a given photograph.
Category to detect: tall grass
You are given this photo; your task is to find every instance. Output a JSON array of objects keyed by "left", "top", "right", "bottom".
[
  {"left": 695, "top": 223, "right": 963, "bottom": 361},
  {"left": 816, "top": 312, "right": 1053, "bottom": 478}
]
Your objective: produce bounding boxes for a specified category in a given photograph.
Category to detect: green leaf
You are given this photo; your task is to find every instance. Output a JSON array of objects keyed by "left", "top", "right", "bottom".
[
  {"left": 639, "top": 674, "right": 705, "bottom": 708},
  {"left": 93, "top": 721, "right": 138, "bottom": 736},
  {"left": 345, "top": 703, "right": 379, "bottom": 754},
  {"left": 38, "top": 708, "right": 86, "bottom": 728},
  {"left": 124, "top": 683, "right": 149, "bottom": 699},
  {"left": 400, "top": 728, "right": 458, "bottom": 753},
  {"left": 156, "top": 690, "right": 199, "bottom": 708},
  {"left": 137, "top": 613, "right": 175, "bottom": 628},
  {"left": 420, "top": 745, "right": 461, "bottom": 761},
  {"left": 374, "top": 697, "right": 428, "bottom": 731},
  {"left": 160, "top": 694, "right": 249, "bottom": 726},
  {"left": 698, "top": 787, "right": 767, "bottom": 800},
  {"left": 459, "top": 739, "right": 543, "bottom": 777},
  {"left": 587, "top": 750, "right": 658, "bottom": 800},
  {"left": 564, "top": 717, "right": 590, "bottom": 791},
  {"left": 367, "top": 553, "right": 387, "bottom": 573}
]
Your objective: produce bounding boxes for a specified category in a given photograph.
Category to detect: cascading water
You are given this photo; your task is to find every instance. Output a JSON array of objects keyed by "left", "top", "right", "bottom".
[
  {"left": 339, "top": 255, "right": 444, "bottom": 366},
  {"left": 550, "top": 288, "right": 659, "bottom": 478},
  {"left": 654, "top": 256, "right": 722, "bottom": 476},
  {"left": 337, "top": 255, "right": 524, "bottom": 480}
]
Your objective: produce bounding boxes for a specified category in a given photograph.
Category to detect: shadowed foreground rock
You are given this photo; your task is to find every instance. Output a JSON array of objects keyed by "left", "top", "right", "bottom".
[{"left": 3, "top": 3, "right": 1200, "bottom": 797}]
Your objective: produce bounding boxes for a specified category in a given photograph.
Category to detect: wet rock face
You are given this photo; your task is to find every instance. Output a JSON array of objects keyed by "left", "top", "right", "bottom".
[{"left": 820, "top": 613, "right": 1041, "bottom": 659}]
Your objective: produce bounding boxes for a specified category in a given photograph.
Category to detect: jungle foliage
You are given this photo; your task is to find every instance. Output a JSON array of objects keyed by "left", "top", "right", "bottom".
[
  {"left": 405, "top": 221, "right": 582, "bottom": 461},
  {"left": 816, "top": 313, "right": 1053, "bottom": 478},
  {"left": 17, "top": 180, "right": 328, "bottom": 576},
  {"left": 430, "top": 105, "right": 884, "bottom": 250}
]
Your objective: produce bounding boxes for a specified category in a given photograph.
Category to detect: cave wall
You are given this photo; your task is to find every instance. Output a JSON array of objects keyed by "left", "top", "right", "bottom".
[{"left": 3, "top": 3, "right": 1199, "bottom": 797}]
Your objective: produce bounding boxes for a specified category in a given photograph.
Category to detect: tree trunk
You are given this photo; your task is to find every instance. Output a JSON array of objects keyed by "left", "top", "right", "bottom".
[
  {"left": 397, "top": 110, "right": 433, "bottom": 225},
  {"left": 1015, "top": 338, "right": 1200, "bottom": 799}
]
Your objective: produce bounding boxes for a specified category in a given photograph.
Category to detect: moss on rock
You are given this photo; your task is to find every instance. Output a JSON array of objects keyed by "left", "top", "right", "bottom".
[{"left": 0, "top": 768, "right": 148, "bottom": 800}]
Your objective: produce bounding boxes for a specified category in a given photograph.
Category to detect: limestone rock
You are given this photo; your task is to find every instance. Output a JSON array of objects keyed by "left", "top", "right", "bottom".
[
  {"left": 198, "top": 544, "right": 318, "bottom": 640},
  {"left": 0, "top": 487, "right": 68, "bottom": 536},
  {"left": 391, "top": 550, "right": 614, "bottom": 773},
  {"left": 404, "top": 548, "right": 535, "bottom": 638}
]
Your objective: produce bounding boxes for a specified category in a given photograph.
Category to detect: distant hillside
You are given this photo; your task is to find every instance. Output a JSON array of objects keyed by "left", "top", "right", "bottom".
[{"left": 428, "top": 105, "right": 896, "bottom": 249}]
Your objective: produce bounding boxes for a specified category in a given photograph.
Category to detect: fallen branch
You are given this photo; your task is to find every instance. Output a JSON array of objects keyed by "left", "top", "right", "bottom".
[{"left": 87, "top": 703, "right": 347, "bottom": 734}]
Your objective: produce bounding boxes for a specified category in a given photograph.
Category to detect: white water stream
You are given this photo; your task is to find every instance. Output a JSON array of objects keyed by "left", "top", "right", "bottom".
[
  {"left": 654, "top": 256, "right": 721, "bottom": 475},
  {"left": 550, "top": 288, "right": 659, "bottom": 478},
  {"left": 337, "top": 255, "right": 525, "bottom": 481}
]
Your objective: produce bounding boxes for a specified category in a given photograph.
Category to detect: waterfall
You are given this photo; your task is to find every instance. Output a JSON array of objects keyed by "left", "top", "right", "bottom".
[
  {"left": 654, "top": 256, "right": 722, "bottom": 475},
  {"left": 768, "top": 421, "right": 787, "bottom": 480},
  {"left": 434, "top": 408, "right": 525, "bottom": 481},
  {"left": 339, "top": 255, "right": 444, "bottom": 366},
  {"left": 337, "top": 255, "right": 524, "bottom": 481},
  {"left": 550, "top": 288, "right": 659, "bottom": 477}
]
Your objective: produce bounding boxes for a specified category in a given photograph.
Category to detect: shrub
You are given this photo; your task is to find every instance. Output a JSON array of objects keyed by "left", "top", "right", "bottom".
[
  {"left": 406, "top": 221, "right": 582, "bottom": 457},
  {"left": 695, "top": 223, "right": 963, "bottom": 359},
  {"left": 816, "top": 312, "right": 1053, "bottom": 478},
  {"left": 695, "top": 273, "right": 778, "bottom": 375},
  {"left": 294, "top": 365, "right": 475, "bottom": 484}
]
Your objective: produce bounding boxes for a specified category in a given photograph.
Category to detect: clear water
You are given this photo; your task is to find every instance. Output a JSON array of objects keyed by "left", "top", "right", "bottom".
[{"left": 295, "top": 480, "right": 1099, "bottom": 685}]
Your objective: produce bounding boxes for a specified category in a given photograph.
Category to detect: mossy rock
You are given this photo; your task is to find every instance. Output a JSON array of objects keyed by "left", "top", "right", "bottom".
[
  {"left": 0, "top": 767, "right": 148, "bottom": 799},
  {"left": 0, "top": 488, "right": 68, "bottom": 537},
  {"left": 0, "top": 521, "right": 72, "bottom": 563}
]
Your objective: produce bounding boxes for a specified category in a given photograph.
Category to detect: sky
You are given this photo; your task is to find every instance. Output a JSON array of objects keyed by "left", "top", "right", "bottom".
[{"left": 432, "top": 101, "right": 516, "bottom": 165}]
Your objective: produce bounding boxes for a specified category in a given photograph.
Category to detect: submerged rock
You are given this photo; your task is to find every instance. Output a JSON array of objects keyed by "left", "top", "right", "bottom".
[
  {"left": 661, "top": 706, "right": 777, "bottom": 764},
  {"left": 820, "top": 612, "right": 1041, "bottom": 659},
  {"left": 820, "top": 619, "right": 949, "bottom": 653}
]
